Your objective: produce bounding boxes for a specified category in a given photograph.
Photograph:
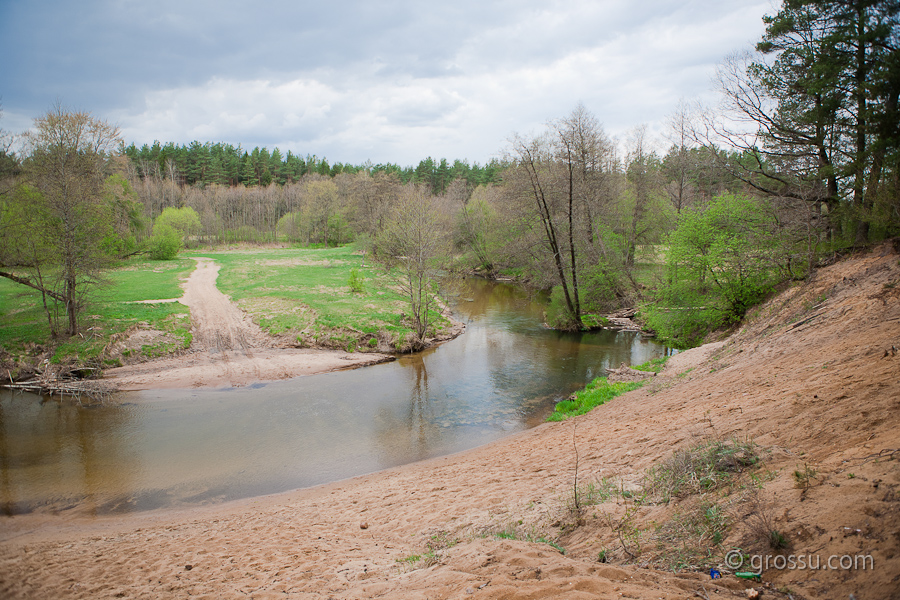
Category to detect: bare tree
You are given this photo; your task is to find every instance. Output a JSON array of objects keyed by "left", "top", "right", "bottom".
[
  {"left": 375, "top": 185, "right": 449, "bottom": 347},
  {"left": 663, "top": 99, "right": 701, "bottom": 214}
]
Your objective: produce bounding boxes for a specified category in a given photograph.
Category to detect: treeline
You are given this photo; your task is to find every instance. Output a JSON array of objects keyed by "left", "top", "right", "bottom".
[{"left": 123, "top": 141, "right": 504, "bottom": 195}]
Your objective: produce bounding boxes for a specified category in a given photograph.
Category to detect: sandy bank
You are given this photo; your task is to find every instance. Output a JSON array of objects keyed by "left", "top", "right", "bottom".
[{"left": 102, "top": 347, "right": 394, "bottom": 390}]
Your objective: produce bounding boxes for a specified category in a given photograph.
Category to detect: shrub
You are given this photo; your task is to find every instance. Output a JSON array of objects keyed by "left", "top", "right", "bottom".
[
  {"left": 348, "top": 267, "right": 365, "bottom": 293},
  {"left": 148, "top": 223, "right": 183, "bottom": 260},
  {"left": 644, "top": 194, "right": 782, "bottom": 347},
  {"left": 643, "top": 437, "right": 759, "bottom": 503},
  {"left": 155, "top": 206, "right": 201, "bottom": 247}
]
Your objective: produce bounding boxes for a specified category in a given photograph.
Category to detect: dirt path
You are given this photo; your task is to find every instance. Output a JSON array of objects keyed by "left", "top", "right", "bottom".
[
  {"left": 103, "top": 258, "right": 391, "bottom": 390},
  {"left": 179, "top": 257, "right": 268, "bottom": 354}
]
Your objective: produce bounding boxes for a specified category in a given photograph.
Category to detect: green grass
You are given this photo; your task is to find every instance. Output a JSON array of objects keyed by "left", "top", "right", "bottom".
[
  {"left": 189, "top": 246, "right": 450, "bottom": 350},
  {"left": 580, "top": 314, "right": 611, "bottom": 329},
  {"left": 546, "top": 355, "right": 668, "bottom": 421},
  {"left": 632, "top": 355, "right": 669, "bottom": 373},
  {"left": 0, "top": 258, "right": 195, "bottom": 369},
  {"left": 1, "top": 246, "right": 450, "bottom": 373},
  {"left": 547, "top": 377, "right": 645, "bottom": 421}
]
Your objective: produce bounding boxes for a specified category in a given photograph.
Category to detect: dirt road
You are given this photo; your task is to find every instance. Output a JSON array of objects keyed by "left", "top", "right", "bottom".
[{"left": 179, "top": 257, "right": 267, "bottom": 353}]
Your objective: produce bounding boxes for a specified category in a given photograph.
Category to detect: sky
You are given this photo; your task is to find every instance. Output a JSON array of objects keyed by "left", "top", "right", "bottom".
[{"left": 0, "top": 0, "right": 773, "bottom": 167}]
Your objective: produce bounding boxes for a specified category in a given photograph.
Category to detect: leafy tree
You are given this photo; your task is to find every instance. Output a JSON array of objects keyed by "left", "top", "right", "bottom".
[
  {"left": 713, "top": 0, "right": 900, "bottom": 244},
  {"left": 0, "top": 105, "right": 124, "bottom": 336},
  {"left": 154, "top": 206, "right": 201, "bottom": 247},
  {"left": 504, "top": 105, "right": 617, "bottom": 329},
  {"left": 644, "top": 194, "right": 783, "bottom": 347}
]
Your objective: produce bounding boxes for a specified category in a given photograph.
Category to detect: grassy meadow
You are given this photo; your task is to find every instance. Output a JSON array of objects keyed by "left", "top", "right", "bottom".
[
  {"left": 0, "top": 258, "right": 195, "bottom": 371},
  {"left": 0, "top": 246, "right": 451, "bottom": 375},
  {"left": 194, "top": 246, "right": 451, "bottom": 351}
]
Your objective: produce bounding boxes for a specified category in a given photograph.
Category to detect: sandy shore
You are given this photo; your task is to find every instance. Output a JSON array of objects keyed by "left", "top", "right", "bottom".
[
  {"left": 102, "top": 347, "right": 394, "bottom": 390},
  {"left": 2, "top": 246, "right": 899, "bottom": 599}
]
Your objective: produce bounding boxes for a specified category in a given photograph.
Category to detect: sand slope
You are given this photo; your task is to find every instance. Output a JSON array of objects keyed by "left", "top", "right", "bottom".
[{"left": 2, "top": 245, "right": 899, "bottom": 599}]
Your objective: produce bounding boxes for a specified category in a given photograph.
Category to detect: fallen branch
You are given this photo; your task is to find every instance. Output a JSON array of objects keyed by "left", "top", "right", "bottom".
[
  {"left": 859, "top": 448, "right": 900, "bottom": 464},
  {"left": 1, "top": 378, "right": 115, "bottom": 402}
]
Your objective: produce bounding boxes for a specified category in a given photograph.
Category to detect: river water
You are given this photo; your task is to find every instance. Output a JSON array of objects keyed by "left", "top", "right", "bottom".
[{"left": 0, "top": 279, "right": 667, "bottom": 517}]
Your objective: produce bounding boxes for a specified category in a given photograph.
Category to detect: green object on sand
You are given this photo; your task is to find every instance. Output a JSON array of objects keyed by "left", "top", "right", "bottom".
[{"left": 735, "top": 572, "right": 762, "bottom": 582}]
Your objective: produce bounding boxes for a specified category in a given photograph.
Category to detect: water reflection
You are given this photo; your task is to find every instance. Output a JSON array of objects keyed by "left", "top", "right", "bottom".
[{"left": 0, "top": 279, "right": 668, "bottom": 517}]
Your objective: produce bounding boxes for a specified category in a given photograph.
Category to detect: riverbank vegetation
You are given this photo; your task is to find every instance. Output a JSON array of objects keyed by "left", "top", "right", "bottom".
[
  {"left": 0, "top": 258, "right": 195, "bottom": 379},
  {"left": 547, "top": 357, "right": 668, "bottom": 421},
  {"left": 1, "top": 1, "right": 898, "bottom": 369}
]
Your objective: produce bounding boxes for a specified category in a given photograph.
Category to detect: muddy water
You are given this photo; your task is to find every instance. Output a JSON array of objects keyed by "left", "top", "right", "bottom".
[{"left": 0, "top": 279, "right": 668, "bottom": 517}]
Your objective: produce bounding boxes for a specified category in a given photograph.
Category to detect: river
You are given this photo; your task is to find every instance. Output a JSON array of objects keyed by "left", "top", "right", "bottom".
[{"left": 0, "top": 278, "right": 668, "bottom": 517}]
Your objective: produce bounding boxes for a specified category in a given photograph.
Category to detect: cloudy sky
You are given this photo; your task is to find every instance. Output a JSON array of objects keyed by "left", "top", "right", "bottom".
[{"left": 0, "top": 0, "right": 772, "bottom": 166}]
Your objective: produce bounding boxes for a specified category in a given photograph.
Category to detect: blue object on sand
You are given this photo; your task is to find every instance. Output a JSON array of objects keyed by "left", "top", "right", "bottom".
[{"left": 710, "top": 568, "right": 721, "bottom": 579}]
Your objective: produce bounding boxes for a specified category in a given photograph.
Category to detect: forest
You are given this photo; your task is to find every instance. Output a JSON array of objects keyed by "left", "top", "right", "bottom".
[{"left": 1, "top": 0, "right": 899, "bottom": 350}]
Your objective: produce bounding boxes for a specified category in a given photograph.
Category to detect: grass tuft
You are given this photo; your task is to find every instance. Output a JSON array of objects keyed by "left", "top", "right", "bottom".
[{"left": 548, "top": 377, "right": 644, "bottom": 421}]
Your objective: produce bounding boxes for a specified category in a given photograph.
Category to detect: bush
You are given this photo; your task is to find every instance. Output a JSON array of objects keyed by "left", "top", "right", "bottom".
[
  {"left": 348, "top": 268, "right": 364, "bottom": 293},
  {"left": 643, "top": 436, "right": 759, "bottom": 503},
  {"left": 155, "top": 206, "right": 201, "bottom": 247},
  {"left": 644, "top": 194, "right": 781, "bottom": 347},
  {"left": 148, "top": 223, "right": 183, "bottom": 260}
]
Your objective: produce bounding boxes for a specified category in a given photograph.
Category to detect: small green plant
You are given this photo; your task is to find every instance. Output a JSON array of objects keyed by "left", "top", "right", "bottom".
[
  {"left": 793, "top": 463, "right": 818, "bottom": 491},
  {"left": 573, "top": 477, "right": 620, "bottom": 506},
  {"left": 847, "top": 472, "right": 856, "bottom": 479},
  {"left": 743, "top": 484, "right": 787, "bottom": 550},
  {"left": 426, "top": 531, "right": 458, "bottom": 552},
  {"left": 769, "top": 529, "right": 788, "bottom": 550},
  {"left": 536, "top": 537, "right": 566, "bottom": 554},
  {"left": 597, "top": 549, "right": 608, "bottom": 563},
  {"left": 396, "top": 554, "right": 421, "bottom": 564},
  {"left": 348, "top": 267, "right": 365, "bottom": 293},
  {"left": 603, "top": 506, "right": 643, "bottom": 560},
  {"left": 395, "top": 550, "right": 439, "bottom": 570}
]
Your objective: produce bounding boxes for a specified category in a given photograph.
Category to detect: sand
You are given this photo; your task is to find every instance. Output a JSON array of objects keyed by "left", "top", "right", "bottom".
[{"left": 2, "top": 245, "right": 899, "bottom": 599}]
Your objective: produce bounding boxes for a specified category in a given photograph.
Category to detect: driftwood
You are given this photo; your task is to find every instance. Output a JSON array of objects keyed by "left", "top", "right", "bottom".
[
  {"left": 1, "top": 365, "right": 115, "bottom": 403},
  {"left": 2, "top": 378, "right": 114, "bottom": 403},
  {"left": 610, "top": 307, "right": 638, "bottom": 319}
]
